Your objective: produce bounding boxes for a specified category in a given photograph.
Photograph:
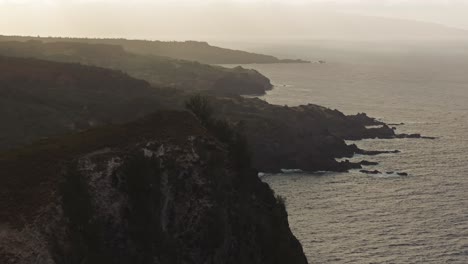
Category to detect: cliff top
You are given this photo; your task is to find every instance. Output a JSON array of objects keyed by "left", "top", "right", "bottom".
[{"left": 0, "top": 111, "right": 206, "bottom": 227}]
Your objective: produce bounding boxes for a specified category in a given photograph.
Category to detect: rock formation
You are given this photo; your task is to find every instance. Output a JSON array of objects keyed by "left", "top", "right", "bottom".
[{"left": 0, "top": 111, "right": 308, "bottom": 264}]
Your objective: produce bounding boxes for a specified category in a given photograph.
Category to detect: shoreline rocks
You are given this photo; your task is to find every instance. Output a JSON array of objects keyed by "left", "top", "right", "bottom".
[
  {"left": 209, "top": 96, "right": 425, "bottom": 173},
  {"left": 355, "top": 148, "right": 401, "bottom": 156},
  {"left": 396, "top": 133, "right": 436, "bottom": 139},
  {"left": 360, "top": 160, "right": 379, "bottom": 166},
  {"left": 360, "top": 169, "right": 382, "bottom": 174}
]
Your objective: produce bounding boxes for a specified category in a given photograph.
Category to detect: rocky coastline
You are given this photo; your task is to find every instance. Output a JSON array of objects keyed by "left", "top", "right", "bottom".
[
  {"left": 209, "top": 96, "right": 431, "bottom": 173},
  {"left": 0, "top": 55, "right": 431, "bottom": 175},
  {"left": 0, "top": 38, "right": 435, "bottom": 264}
]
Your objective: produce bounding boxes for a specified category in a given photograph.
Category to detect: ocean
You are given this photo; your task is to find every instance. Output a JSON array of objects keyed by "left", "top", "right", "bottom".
[{"left": 230, "top": 43, "right": 468, "bottom": 263}]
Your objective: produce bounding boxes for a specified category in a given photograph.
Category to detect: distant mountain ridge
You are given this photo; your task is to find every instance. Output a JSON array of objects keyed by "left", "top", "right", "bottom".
[
  {"left": 0, "top": 40, "right": 273, "bottom": 95},
  {"left": 0, "top": 35, "right": 310, "bottom": 64}
]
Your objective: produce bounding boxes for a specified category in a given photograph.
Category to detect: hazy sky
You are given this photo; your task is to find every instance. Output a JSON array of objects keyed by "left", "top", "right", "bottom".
[{"left": 2, "top": 0, "right": 468, "bottom": 39}]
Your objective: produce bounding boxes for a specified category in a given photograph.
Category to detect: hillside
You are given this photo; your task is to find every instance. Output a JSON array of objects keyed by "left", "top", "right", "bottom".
[
  {"left": 0, "top": 35, "right": 310, "bottom": 64},
  {"left": 0, "top": 56, "right": 402, "bottom": 173},
  {"left": 0, "top": 55, "right": 175, "bottom": 150},
  {"left": 0, "top": 40, "right": 273, "bottom": 95},
  {"left": 0, "top": 111, "right": 307, "bottom": 264}
]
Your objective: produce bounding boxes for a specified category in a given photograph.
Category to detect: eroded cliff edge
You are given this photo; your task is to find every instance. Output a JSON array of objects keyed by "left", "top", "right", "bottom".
[{"left": 0, "top": 111, "right": 307, "bottom": 264}]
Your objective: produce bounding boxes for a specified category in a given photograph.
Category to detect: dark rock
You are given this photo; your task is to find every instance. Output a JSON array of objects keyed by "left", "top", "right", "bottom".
[
  {"left": 360, "top": 169, "right": 382, "bottom": 174},
  {"left": 397, "top": 172, "right": 409, "bottom": 176},
  {"left": 363, "top": 124, "right": 397, "bottom": 139},
  {"left": 360, "top": 160, "right": 379, "bottom": 166},
  {"left": 0, "top": 111, "right": 308, "bottom": 264},
  {"left": 211, "top": 97, "right": 391, "bottom": 173},
  {"left": 396, "top": 133, "right": 422, "bottom": 139},
  {"left": 356, "top": 149, "right": 400, "bottom": 156},
  {"left": 347, "top": 113, "right": 384, "bottom": 126},
  {"left": 340, "top": 160, "right": 362, "bottom": 170},
  {"left": 212, "top": 67, "right": 273, "bottom": 95},
  {"left": 386, "top": 171, "right": 394, "bottom": 174},
  {"left": 396, "top": 134, "right": 436, "bottom": 140}
]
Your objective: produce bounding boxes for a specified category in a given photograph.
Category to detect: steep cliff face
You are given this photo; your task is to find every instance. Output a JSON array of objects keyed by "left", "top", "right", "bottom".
[{"left": 0, "top": 111, "right": 307, "bottom": 264}]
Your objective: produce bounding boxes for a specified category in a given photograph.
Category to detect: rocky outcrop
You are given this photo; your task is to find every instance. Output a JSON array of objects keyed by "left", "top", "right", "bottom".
[
  {"left": 347, "top": 113, "right": 384, "bottom": 126},
  {"left": 360, "top": 160, "right": 379, "bottom": 166},
  {"left": 209, "top": 96, "right": 404, "bottom": 172},
  {"left": 360, "top": 169, "right": 382, "bottom": 175},
  {"left": 212, "top": 66, "right": 273, "bottom": 95},
  {"left": 396, "top": 133, "right": 436, "bottom": 139},
  {"left": 0, "top": 111, "right": 307, "bottom": 264}
]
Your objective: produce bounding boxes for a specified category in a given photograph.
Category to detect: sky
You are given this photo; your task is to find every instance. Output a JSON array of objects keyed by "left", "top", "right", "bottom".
[{"left": 1, "top": 0, "right": 468, "bottom": 39}]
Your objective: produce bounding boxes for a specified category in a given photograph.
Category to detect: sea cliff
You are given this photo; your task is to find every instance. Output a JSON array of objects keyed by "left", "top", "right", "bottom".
[{"left": 0, "top": 112, "right": 307, "bottom": 264}]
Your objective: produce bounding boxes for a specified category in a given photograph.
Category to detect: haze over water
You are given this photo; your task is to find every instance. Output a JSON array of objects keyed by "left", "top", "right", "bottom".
[{"left": 236, "top": 41, "right": 468, "bottom": 263}]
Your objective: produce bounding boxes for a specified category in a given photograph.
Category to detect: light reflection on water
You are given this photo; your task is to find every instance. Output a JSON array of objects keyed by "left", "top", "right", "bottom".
[{"left": 244, "top": 59, "right": 468, "bottom": 263}]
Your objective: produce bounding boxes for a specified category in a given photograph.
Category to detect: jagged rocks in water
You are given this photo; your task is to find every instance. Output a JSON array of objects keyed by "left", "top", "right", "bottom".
[
  {"left": 360, "top": 170, "right": 382, "bottom": 175},
  {"left": 396, "top": 133, "right": 436, "bottom": 140},
  {"left": 388, "top": 123, "right": 405, "bottom": 126},
  {"left": 0, "top": 111, "right": 307, "bottom": 264},
  {"left": 210, "top": 97, "right": 403, "bottom": 173},
  {"left": 356, "top": 149, "right": 400, "bottom": 156},
  {"left": 396, "top": 133, "right": 423, "bottom": 139},
  {"left": 360, "top": 160, "right": 379, "bottom": 166}
]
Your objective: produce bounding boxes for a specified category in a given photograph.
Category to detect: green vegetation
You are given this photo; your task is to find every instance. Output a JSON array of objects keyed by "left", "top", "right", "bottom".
[{"left": 184, "top": 94, "right": 214, "bottom": 126}]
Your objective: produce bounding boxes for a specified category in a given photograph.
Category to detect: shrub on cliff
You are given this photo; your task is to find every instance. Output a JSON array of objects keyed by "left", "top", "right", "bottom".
[
  {"left": 184, "top": 94, "right": 214, "bottom": 126},
  {"left": 185, "top": 95, "right": 252, "bottom": 172}
]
